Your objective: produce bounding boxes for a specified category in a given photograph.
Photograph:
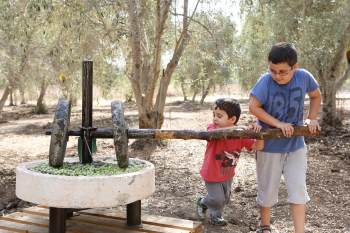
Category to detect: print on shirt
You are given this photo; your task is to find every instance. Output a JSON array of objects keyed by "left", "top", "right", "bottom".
[
  {"left": 215, "top": 151, "right": 240, "bottom": 176},
  {"left": 288, "top": 87, "right": 303, "bottom": 124},
  {"left": 270, "top": 87, "right": 303, "bottom": 124}
]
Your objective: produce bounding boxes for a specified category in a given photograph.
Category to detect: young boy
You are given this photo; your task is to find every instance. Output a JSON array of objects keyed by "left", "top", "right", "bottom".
[
  {"left": 197, "top": 98, "right": 264, "bottom": 226},
  {"left": 249, "top": 42, "right": 321, "bottom": 233}
]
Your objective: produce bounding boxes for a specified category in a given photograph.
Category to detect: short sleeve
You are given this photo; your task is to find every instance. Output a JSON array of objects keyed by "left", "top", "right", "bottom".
[
  {"left": 250, "top": 74, "right": 269, "bottom": 106},
  {"left": 303, "top": 69, "right": 319, "bottom": 93}
]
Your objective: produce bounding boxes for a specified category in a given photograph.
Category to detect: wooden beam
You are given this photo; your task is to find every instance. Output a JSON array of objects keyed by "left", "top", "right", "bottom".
[
  {"left": 47, "top": 126, "right": 319, "bottom": 140},
  {"left": 128, "top": 126, "right": 319, "bottom": 140}
]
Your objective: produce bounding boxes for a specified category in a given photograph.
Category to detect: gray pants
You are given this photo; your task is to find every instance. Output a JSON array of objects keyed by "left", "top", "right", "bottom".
[{"left": 202, "top": 179, "right": 232, "bottom": 218}]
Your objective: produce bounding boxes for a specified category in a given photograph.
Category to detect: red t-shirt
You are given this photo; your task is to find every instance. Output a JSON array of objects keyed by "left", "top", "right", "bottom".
[{"left": 200, "top": 123, "right": 255, "bottom": 182}]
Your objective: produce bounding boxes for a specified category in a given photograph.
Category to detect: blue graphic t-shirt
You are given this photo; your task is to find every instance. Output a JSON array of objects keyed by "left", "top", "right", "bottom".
[{"left": 250, "top": 68, "right": 319, "bottom": 153}]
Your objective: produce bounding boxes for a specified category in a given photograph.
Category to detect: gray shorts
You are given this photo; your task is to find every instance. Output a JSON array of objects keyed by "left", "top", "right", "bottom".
[{"left": 256, "top": 147, "right": 310, "bottom": 207}]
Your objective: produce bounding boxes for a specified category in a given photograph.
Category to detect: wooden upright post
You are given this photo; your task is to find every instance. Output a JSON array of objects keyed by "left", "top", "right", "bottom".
[
  {"left": 49, "top": 208, "right": 66, "bottom": 233},
  {"left": 127, "top": 200, "right": 142, "bottom": 226},
  {"left": 81, "top": 60, "right": 93, "bottom": 164}
]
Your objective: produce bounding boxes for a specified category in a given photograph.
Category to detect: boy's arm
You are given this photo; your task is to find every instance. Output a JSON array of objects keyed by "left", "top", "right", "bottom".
[
  {"left": 254, "top": 140, "right": 264, "bottom": 151},
  {"left": 249, "top": 95, "right": 294, "bottom": 137},
  {"left": 306, "top": 88, "right": 321, "bottom": 133},
  {"left": 248, "top": 123, "right": 264, "bottom": 151}
]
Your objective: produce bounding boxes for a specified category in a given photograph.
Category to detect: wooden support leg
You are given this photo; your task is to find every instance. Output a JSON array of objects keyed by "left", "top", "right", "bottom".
[
  {"left": 49, "top": 207, "right": 66, "bottom": 233},
  {"left": 127, "top": 200, "right": 141, "bottom": 226}
]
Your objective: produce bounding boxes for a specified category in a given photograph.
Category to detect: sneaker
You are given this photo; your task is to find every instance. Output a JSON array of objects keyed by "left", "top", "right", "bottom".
[
  {"left": 209, "top": 216, "right": 228, "bottom": 226},
  {"left": 196, "top": 197, "right": 208, "bottom": 220}
]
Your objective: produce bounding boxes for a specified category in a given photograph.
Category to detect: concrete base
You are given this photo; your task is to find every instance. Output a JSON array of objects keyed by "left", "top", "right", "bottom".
[{"left": 16, "top": 158, "right": 155, "bottom": 208}]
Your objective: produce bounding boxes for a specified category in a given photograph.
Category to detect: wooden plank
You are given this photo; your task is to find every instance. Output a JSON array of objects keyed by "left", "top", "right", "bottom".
[
  {"left": 80, "top": 209, "right": 203, "bottom": 233},
  {"left": 0, "top": 217, "right": 47, "bottom": 233},
  {"left": 0, "top": 227, "right": 20, "bottom": 233},
  {"left": 0, "top": 224, "right": 29, "bottom": 233},
  {"left": 70, "top": 214, "right": 189, "bottom": 233},
  {"left": 25, "top": 207, "right": 192, "bottom": 233},
  {"left": 0, "top": 212, "right": 80, "bottom": 233},
  {"left": 67, "top": 219, "right": 140, "bottom": 233},
  {"left": 1, "top": 216, "right": 47, "bottom": 228},
  {"left": 29, "top": 206, "right": 202, "bottom": 232},
  {"left": 22, "top": 207, "right": 143, "bottom": 233},
  {"left": 2, "top": 206, "right": 203, "bottom": 233}
]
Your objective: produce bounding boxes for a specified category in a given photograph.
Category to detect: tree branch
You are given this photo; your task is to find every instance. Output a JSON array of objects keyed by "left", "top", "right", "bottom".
[
  {"left": 127, "top": 0, "right": 143, "bottom": 106},
  {"left": 169, "top": 11, "right": 214, "bottom": 38},
  {"left": 148, "top": 0, "right": 172, "bottom": 100}
]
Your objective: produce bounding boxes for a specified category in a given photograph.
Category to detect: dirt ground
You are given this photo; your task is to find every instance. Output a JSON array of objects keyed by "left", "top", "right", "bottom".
[{"left": 0, "top": 100, "right": 349, "bottom": 233}]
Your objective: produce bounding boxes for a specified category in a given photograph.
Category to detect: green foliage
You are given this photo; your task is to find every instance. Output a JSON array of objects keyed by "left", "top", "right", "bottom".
[
  {"left": 236, "top": 12, "right": 271, "bottom": 89},
  {"left": 31, "top": 161, "right": 145, "bottom": 176},
  {"left": 0, "top": 0, "right": 348, "bottom": 113},
  {"left": 237, "top": 0, "right": 350, "bottom": 90},
  {"left": 0, "top": 0, "right": 128, "bottom": 107},
  {"left": 175, "top": 12, "right": 237, "bottom": 101},
  {"left": 237, "top": 0, "right": 350, "bottom": 127},
  {"left": 0, "top": 78, "right": 6, "bottom": 88},
  {"left": 297, "top": 0, "right": 349, "bottom": 76}
]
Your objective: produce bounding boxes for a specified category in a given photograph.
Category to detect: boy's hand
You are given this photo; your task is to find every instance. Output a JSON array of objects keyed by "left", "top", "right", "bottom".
[
  {"left": 248, "top": 123, "right": 262, "bottom": 133},
  {"left": 305, "top": 119, "right": 321, "bottom": 134},
  {"left": 275, "top": 122, "right": 294, "bottom": 137},
  {"left": 224, "top": 151, "right": 238, "bottom": 159}
]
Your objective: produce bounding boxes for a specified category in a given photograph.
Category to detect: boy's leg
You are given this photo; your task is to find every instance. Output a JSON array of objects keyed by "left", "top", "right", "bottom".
[
  {"left": 283, "top": 147, "right": 309, "bottom": 233},
  {"left": 256, "top": 151, "right": 284, "bottom": 227},
  {"left": 290, "top": 204, "right": 306, "bottom": 233},
  {"left": 202, "top": 182, "right": 226, "bottom": 218},
  {"left": 260, "top": 206, "right": 271, "bottom": 227},
  {"left": 223, "top": 179, "right": 233, "bottom": 205}
]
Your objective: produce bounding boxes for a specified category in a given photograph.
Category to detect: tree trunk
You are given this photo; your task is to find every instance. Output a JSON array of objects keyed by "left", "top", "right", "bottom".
[
  {"left": 127, "top": 0, "right": 149, "bottom": 129},
  {"left": 319, "top": 22, "right": 350, "bottom": 128},
  {"left": 192, "top": 89, "right": 198, "bottom": 102},
  {"left": 127, "top": 0, "right": 197, "bottom": 130},
  {"left": 19, "top": 83, "right": 26, "bottom": 104},
  {"left": 320, "top": 84, "right": 341, "bottom": 127},
  {"left": 9, "top": 88, "right": 15, "bottom": 106},
  {"left": 200, "top": 79, "right": 213, "bottom": 105},
  {"left": 153, "top": 0, "right": 191, "bottom": 129},
  {"left": 179, "top": 76, "right": 188, "bottom": 101},
  {"left": 69, "top": 93, "right": 78, "bottom": 106},
  {"left": 35, "top": 79, "right": 48, "bottom": 114},
  {"left": 138, "top": 111, "right": 164, "bottom": 129},
  {"left": 0, "top": 85, "right": 10, "bottom": 113}
]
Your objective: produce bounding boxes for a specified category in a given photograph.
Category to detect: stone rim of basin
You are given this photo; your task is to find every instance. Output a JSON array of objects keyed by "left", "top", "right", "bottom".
[{"left": 16, "top": 157, "right": 155, "bottom": 208}]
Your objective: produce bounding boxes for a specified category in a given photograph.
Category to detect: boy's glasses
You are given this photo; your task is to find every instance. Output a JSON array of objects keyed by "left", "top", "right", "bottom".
[{"left": 269, "top": 67, "right": 293, "bottom": 77}]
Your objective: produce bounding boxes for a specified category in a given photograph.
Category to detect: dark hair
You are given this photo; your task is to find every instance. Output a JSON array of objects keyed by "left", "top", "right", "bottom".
[
  {"left": 214, "top": 98, "right": 241, "bottom": 124},
  {"left": 268, "top": 42, "right": 298, "bottom": 67}
]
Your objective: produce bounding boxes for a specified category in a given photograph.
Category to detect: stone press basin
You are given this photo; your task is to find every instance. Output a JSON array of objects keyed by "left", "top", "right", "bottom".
[{"left": 16, "top": 158, "right": 155, "bottom": 208}]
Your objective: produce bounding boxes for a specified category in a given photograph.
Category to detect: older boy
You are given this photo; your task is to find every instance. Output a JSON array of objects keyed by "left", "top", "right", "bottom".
[{"left": 249, "top": 42, "right": 321, "bottom": 233}]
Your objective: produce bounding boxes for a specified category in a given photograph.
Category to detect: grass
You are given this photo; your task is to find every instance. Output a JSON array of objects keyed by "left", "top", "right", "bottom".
[{"left": 30, "top": 160, "right": 145, "bottom": 176}]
